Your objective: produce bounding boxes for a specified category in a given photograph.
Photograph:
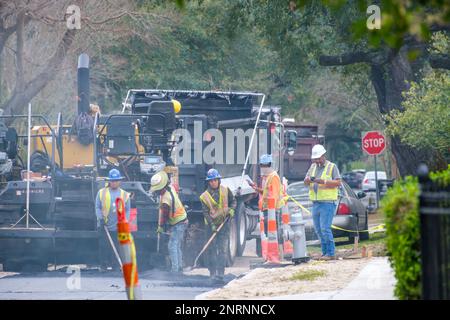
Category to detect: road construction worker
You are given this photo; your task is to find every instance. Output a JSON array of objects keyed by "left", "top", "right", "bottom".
[
  {"left": 249, "top": 154, "right": 284, "bottom": 211},
  {"left": 96, "top": 169, "right": 131, "bottom": 230},
  {"left": 248, "top": 154, "right": 285, "bottom": 246},
  {"left": 200, "top": 168, "right": 236, "bottom": 283},
  {"left": 304, "top": 144, "right": 341, "bottom": 261},
  {"left": 151, "top": 170, "right": 188, "bottom": 273},
  {"left": 95, "top": 169, "right": 131, "bottom": 270}
]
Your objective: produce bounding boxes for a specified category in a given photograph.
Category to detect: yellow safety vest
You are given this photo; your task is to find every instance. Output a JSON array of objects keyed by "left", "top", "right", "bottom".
[
  {"left": 160, "top": 188, "right": 187, "bottom": 225},
  {"left": 308, "top": 161, "right": 338, "bottom": 201},
  {"left": 98, "top": 187, "right": 130, "bottom": 223},
  {"left": 200, "top": 185, "right": 229, "bottom": 225},
  {"left": 260, "top": 171, "right": 285, "bottom": 210}
]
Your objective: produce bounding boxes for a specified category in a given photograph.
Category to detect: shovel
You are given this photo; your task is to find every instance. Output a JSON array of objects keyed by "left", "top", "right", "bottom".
[
  {"left": 103, "top": 225, "right": 123, "bottom": 271},
  {"left": 186, "top": 216, "right": 230, "bottom": 271}
]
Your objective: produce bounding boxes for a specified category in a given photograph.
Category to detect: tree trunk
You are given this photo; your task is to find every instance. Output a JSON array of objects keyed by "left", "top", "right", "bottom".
[{"left": 369, "top": 44, "right": 436, "bottom": 176}]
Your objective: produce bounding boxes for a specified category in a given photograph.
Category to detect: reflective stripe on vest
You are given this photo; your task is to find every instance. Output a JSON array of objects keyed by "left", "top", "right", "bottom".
[
  {"left": 160, "top": 189, "right": 187, "bottom": 225},
  {"left": 260, "top": 171, "right": 284, "bottom": 210},
  {"left": 308, "top": 161, "right": 338, "bottom": 201},
  {"left": 99, "top": 188, "right": 129, "bottom": 223},
  {"left": 200, "top": 185, "right": 229, "bottom": 224}
]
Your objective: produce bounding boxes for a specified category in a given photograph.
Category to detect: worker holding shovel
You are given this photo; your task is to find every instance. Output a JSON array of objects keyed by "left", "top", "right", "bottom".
[
  {"left": 95, "top": 169, "right": 130, "bottom": 271},
  {"left": 200, "top": 169, "right": 236, "bottom": 284}
]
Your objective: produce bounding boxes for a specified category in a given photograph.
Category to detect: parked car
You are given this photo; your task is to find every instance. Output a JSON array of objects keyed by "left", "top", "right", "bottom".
[
  {"left": 286, "top": 180, "right": 369, "bottom": 242},
  {"left": 362, "top": 171, "right": 387, "bottom": 191},
  {"left": 342, "top": 171, "right": 365, "bottom": 189}
]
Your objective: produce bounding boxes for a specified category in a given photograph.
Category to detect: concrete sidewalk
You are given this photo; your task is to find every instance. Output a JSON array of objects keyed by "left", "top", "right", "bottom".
[{"left": 271, "top": 257, "right": 396, "bottom": 300}]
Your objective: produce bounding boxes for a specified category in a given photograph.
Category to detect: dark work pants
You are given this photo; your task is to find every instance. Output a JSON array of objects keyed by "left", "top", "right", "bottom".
[
  {"left": 99, "top": 229, "right": 120, "bottom": 270},
  {"left": 205, "top": 222, "right": 230, "bottom": 277}
]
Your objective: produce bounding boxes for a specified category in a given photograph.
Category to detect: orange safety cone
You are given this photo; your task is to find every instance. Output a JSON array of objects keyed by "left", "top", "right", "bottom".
[
  {"left": 266, "top": 197, "right": 280, "bottom": 263},
  {"left": 259, "top": 210, "right": 268, "bottom": 260},
  {"left": 116, "top": 197, "right": 142, "bottom": 300},
  {"left": 281, "top": 204, "right": 294, "bottom": 257}
]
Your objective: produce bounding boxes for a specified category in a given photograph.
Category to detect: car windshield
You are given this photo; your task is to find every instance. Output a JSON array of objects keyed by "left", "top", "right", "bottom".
[
  {"left": 365, "top": 171, "right": 387, "bottom": 179},
  {"left": 287, "top": 182, "right": 309, "bottom": 198}
]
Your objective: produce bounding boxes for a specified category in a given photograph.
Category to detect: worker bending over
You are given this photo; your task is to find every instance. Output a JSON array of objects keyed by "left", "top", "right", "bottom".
[{"left": 151, "top": 170, "right": 188, "bottom": 273}]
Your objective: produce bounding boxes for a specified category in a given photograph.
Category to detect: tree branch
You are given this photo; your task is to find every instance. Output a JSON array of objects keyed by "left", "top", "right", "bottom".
[
  {"left": 319, "top": 49, "right": 393, "bottom": 67},
  {"left": 429, "top": 53, "right": 450, "bottom": 70},
  {"left": 319, "top": 51, "right": 371, "bottom": 66},
  {"left": 1, "top": 28, "right": 77, "bottom": 117},
  {"left": 15, "top": 11, "right": 25, "bottom": 92}
]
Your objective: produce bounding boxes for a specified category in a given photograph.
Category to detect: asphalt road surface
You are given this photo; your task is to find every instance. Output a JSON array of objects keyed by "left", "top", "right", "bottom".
[{"left": 0, "top": 240, "right": 259, "bottom": 300}]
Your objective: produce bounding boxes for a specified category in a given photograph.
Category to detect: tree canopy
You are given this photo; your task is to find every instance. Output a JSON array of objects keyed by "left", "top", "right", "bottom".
[{"left": 0, "top": 0, "right": 448, "bottom": 174}]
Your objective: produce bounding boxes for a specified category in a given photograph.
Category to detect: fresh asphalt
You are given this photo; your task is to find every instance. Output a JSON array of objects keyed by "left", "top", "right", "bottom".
[
  {"left": 0, "top": 241, "right": 259, "bottom": 300},
  {"left": 0, "top": 267, "right": 236, "bottom": 300}
]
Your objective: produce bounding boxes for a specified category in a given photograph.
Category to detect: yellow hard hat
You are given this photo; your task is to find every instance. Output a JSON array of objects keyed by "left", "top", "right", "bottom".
[
  {"left": 150, "top": 171, "right": 169, "bottom": 192},
  {"left": 172, "top": 99, "right": 182, "bottom": 113}
]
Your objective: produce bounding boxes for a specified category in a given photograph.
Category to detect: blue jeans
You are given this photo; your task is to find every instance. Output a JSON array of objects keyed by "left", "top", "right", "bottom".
[
  {"left": 312, "top": 202, "right": 337, "bottom": 256},
  {"left": 168, "top": 222, "right": 187, "bottom": 272}
]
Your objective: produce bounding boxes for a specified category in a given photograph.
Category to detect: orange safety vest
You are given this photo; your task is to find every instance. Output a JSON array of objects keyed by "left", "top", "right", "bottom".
[
  {"left": 199, "top": 185, "right": 229, "bottom": 225},
  {"left": 160, "top": 188, "right": 187, "bottom": 225},
  {"left": 259, "top": 171, "right": 284, "bottom": 210}
]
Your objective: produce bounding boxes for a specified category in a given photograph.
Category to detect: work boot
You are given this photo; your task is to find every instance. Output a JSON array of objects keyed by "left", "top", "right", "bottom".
[
  {"left": 208, "top": 269, "right": 217, "bottom": 278},
  {"left": 321, "top": 255, "right": 336, "bottom": 261},
  {"left": 211, "top": 275, "right": 224, "bottom": 285},
  {"left": 215, "top": 270, "right": 225, "bottom": 284}
]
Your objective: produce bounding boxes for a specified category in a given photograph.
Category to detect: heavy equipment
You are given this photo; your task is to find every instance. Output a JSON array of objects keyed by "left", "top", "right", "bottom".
[
  {"left": 282, "top": 120, "right": 324, "bottom": 183},
  {"left": 0, "top": 54, "right": 297, "bottom": 272}
]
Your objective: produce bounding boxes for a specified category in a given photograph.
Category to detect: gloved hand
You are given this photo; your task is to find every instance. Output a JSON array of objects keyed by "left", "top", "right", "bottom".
[
  {"left": 97, "top": 219, "right": 104, "bottom": 229},
  {"left": 229, "top": 208, "right": 235, "bottom": 218},
  {"left": 211, "top": 224, "right": 217, "bottom": 232},
  {"left": 156, "top": 226, "right": 164, "bottom": 234}
]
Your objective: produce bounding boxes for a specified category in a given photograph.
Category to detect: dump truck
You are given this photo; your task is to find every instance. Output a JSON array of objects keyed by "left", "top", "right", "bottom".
[
  {"left": 0, "top": 54, "right": 297, "bottom": 272},
  {"left": 282, "top": 120, "right": 323, "bottom": 182}
]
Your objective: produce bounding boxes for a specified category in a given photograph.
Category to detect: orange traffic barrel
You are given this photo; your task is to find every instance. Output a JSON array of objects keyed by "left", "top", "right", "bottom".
[
  {"left": 266, "top": 197, "right": 280, "bottom": 263},
  {"left": 116, "top": 197, "right": 142, "bottom": 300}
]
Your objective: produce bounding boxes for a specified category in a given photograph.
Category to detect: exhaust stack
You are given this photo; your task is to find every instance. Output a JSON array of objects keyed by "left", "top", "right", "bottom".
[{"left": 77, "top": 53, "right": 90, "bottom": 114}]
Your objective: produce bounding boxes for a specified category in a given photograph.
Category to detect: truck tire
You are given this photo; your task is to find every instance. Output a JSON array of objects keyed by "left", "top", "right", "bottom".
[
  {"left": 359, "top": 216, "right": 370, "bottom": 241},
  {"left": 236, "top": 202, "right": 247, "bottom": 257},
  {"left": 227, "top": 216, "right": 238, "bottom": 267}
]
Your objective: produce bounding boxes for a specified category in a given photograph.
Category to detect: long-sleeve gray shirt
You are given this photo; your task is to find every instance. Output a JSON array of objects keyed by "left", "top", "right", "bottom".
[{"left": 95, "top": 188, "right": 131, "bottom": 231}]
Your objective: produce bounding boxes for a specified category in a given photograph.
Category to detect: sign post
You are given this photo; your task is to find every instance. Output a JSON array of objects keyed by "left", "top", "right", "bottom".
[{"left": 362, "top": 131, "right": 386, "bottom": 208}]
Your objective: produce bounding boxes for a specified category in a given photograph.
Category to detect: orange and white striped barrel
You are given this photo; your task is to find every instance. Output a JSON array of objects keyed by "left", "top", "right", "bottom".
[
  {"left": 116, "top": 197, "right": 142, "bottom": 300},
  {"left": 259, "top": 210, "right": 268, "bottom": 260},
  {"left": 281, "top": 204, "right": 293, "bottom": 257},
  {"left": 266, "top": 197, "right": 280, "bottom": 263}
]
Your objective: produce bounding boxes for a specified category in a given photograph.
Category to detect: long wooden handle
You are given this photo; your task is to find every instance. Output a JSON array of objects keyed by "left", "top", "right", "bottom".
[
  {"left": 104, "top": 225, "right": 123, "bottom": 269},
  {"left": 193, "top": 216, "right": 229, "bottom": 268}
]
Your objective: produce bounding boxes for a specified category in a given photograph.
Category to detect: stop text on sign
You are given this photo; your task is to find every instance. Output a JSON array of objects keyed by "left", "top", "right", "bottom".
[
  {"left": 362, "top": 131, "right": 386, "bottom": 155},
  {"left": 363, "top": 137, "right": 384, "bottom": 148}
]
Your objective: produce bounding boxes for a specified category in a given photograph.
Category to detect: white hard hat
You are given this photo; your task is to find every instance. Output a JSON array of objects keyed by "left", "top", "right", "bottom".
[
  {"left": 150, "top": 171, "right": 168, "bottom": 192},
  {"left": 311, "top": 144, "right": 326, "bottom": 159}
]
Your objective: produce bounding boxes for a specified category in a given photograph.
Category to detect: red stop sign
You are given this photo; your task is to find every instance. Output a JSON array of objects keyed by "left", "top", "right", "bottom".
[{"left": 362, "top": 131, "right": 386, "bottom": 155}]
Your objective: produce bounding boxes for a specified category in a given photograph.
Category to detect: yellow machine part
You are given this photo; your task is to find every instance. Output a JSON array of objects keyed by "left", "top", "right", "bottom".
[
  {"left": 31, "top": 126, "right": 94, "bottom": 169},
  {"left": 31, "top": 124, "right": 146, "bottom": 170}
]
